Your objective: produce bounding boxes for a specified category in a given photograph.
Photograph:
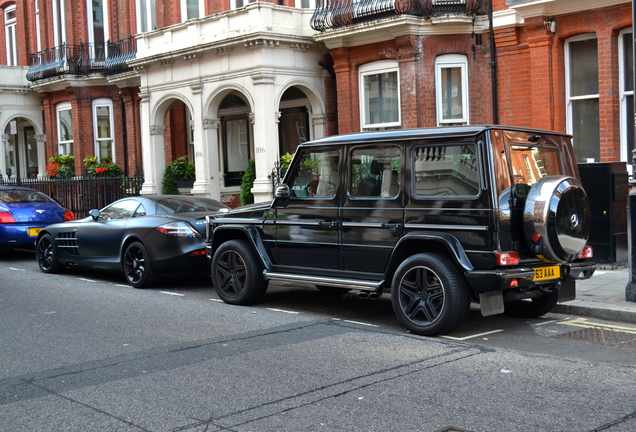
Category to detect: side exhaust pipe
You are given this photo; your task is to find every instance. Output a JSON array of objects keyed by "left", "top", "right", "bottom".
[{"left": 357, "top": 291, "right": 382, "bottom": 300}]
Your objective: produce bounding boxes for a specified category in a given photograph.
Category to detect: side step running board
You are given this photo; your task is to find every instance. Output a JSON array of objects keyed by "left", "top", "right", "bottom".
[{"left": 264, "top": 271, "right": 381, "bottom": 291}]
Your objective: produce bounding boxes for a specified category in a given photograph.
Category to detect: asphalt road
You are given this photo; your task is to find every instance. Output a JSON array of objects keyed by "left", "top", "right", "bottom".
[{"left": 1, "top": 249, "right": 635, "bottom": 432}]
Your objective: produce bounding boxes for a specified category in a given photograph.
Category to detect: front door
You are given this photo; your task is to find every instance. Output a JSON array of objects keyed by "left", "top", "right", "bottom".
[{"left": 274, "top": 147, "right": 341, "bottom": 273}]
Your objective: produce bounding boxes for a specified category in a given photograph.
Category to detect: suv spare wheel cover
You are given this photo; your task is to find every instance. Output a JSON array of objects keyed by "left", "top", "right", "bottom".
[{"left": 523, "top": 176, "right": 591, "bottom": 263}]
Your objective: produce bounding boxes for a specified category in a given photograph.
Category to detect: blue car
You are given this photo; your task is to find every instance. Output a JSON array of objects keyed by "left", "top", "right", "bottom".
[{"left": 0, "top": 186, "right": 74, "bottom": 251}]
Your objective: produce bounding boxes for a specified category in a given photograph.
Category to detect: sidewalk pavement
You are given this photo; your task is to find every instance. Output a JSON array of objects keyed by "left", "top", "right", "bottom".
[{"left": 553, "top": 265, "right": 636, "bottom": 324}]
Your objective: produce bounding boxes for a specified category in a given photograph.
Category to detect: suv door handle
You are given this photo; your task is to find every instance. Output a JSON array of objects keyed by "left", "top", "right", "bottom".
[
  {"left": 320, "top": 220, "right": 338, "bottom": 229},
  {"left": 382, "top": 222, "right": 403, "bottom": 231}
]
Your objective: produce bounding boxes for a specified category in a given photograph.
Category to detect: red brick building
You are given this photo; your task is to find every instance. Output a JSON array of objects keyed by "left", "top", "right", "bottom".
[{"left": 0, "top": 0, "right": 633, "bottom": 203}]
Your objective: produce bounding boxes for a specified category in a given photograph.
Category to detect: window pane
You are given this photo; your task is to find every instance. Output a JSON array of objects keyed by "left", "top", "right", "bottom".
[
  {"left": 626, "top": 94, "right": 634, "bottom": 161},
  {"left": 441, "top": 67, "right": 463, "bottom": 120},
  {"left": 413, "top": 144, "right": 479, "bottom": 197},
  {"left": 569, "top": 39, "right": 598, "bottom": 96},
  {"left": 351, "top": 146, "right": 401, "bottom": 198},
  {"left": 58, "top": 109, "right": 73, "bottom": 142},
  {"left": 186, "top": 0, "right": 199, "bottom": 19},
  {"left": 572, "top": 98, "right": 600, "bottom": 162},
  {"left": 623, "top": 33, "right": 634, "bottom": 92},
  {"left": 289, "top": 150, "right": 339, "bottom": 198},
  {"left": 364, "top": 72, "right": 399, "bottom": 126},
  {"left": 96, "top": 106, "right": 111, "bottom": 139}
]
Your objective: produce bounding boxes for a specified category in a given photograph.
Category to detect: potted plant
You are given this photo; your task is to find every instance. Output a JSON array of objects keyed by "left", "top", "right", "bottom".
[
  {"left": 162, "top": 155, "right": 195, "bottom": 194},
  {"left": 84, "top": 156, "right": 122, "bottom": 177},
  {"left": 46, "top": 154, "right": 75, "bottom": 178}
]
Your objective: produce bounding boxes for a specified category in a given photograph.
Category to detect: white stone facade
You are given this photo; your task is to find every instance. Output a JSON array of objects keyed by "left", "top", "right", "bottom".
[{"left": 131, "top": 3, "right": 326, "bottom": 204}]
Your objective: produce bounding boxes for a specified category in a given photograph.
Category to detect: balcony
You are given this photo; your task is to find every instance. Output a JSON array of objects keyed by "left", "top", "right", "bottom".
[
  {"left": 310, "top": 0, "right": 484, "bottom": 31},
  {"left": 26, "top": 37, "right": 137, "bottom": 82}
]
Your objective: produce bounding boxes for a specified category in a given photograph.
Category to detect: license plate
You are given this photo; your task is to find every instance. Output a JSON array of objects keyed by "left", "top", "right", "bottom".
[
  {"left": 28, "top": 227, "right": 44, "bottom": 237},
  {"left": 533, "top": 266, "right": 560, "bottom": 281}
]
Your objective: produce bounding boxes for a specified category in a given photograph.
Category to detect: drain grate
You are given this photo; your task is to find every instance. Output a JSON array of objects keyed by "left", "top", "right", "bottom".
[{"left": 555, "top": 327, "right": 636, "bottom": 349}]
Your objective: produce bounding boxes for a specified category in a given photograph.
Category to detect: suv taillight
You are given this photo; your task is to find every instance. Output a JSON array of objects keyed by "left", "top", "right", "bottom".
[
  {"left": 578, "top": 245, "right": 593, "bottom": 259},
  {"left": 497, "top": 252, "right": 519, "bottom": 266}
]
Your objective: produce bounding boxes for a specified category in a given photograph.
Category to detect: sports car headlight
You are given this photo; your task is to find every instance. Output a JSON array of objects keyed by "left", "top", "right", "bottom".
[{"left": 156, "top": 221, "right": 202, "bottom": 238}]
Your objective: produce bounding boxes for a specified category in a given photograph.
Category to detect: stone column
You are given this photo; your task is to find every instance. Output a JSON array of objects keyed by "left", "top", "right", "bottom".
[
  {"left": 202, "top": 118, "right": 221, "bottom": 199},
  {"left": 250, "top": 72, "right": 279, "bottom": 203},
  {"left": 35, "top": 134, "right": 47, "bottom": 179}
]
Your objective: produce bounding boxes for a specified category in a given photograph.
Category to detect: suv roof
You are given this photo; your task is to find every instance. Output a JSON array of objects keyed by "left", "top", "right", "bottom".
[{"left": 303, "top": 125, "right": 572, "bottom": 147}]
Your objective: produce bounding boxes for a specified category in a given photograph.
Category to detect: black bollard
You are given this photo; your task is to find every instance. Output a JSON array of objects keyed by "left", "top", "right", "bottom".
[{"left": 627, "top": 193, "right": 636, "bottom": 302}]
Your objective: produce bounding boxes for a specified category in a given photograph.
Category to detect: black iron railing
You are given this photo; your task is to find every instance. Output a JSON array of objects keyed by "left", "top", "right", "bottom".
[
  {"left": 0, "top": 175, "right": 144, "bottom": 217},
  {"left": 310, "top": 0, "right": 483, "bottom": 31},
  {"left": 26, "top": 37, "right": 137, "bottom": 82}
]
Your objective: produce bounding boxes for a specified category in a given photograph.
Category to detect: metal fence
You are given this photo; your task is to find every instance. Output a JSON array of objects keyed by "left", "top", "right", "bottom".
[{"left": 0, "top": 175, "right": 144, "bottom": 217}]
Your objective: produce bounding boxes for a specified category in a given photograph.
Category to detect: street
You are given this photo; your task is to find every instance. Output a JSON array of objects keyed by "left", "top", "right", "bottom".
[{"left": 1, "top": 249, "right": 635, "bottom": 432}]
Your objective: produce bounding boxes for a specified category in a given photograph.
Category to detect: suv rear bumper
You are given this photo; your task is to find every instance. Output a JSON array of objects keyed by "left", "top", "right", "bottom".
[{"left": 464, "top": 261, "right": 596, "bottom": 293}]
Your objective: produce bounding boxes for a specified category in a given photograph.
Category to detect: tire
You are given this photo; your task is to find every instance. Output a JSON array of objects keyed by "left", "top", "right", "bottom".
[
  {"left": 524, "top": 176, "right": 591, "bottom": 263},
  {"left": 504, "top": 289, "right": 558, "bottom": 318},
  {"left": 391, "top": 253, "right": 470, "bottom": 336},
  {"left": 211, "top": 239, "right": 268, "bottom": 305},
  {"left": 36, "top": 233, "right": 62, "bottom": 274},
  {"left": 123, "top": 242, "right": 157, "bottom": 288}
]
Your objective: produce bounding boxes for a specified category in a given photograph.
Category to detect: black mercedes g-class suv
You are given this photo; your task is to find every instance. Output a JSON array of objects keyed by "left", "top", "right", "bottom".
[{"left": 206, "top": 126, "right": 595, "bottom": 335}]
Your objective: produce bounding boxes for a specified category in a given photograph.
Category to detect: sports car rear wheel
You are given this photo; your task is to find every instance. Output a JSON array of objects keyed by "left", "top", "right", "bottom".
[
  {"left": 36, "top": 233, "right": 62, "bottom": 274},
  {"left": 123, "top": 242, "right": 157, "bottom": 288}
]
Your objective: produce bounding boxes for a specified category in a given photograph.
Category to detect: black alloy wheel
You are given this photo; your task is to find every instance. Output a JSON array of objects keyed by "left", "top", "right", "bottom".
[
  {"left": 36, "top": 233, "right": 62, "bottom": 273},
  {"left": 211, "top": 239, "right": 268, "bottom": 305},
  {"left": 391, "top": 253, "right": 469, "bottom": 336},
  {"left": 123, "top": 242, "right": 157, "bottom": 288}
]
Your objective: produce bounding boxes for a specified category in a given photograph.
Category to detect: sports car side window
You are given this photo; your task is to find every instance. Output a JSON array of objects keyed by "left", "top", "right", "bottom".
[
  {"left": 101, "top": 199, "right": 140, "bottom": 220},
  {"left": 133, "top": 204, "right": 147, "bottom": 217}
]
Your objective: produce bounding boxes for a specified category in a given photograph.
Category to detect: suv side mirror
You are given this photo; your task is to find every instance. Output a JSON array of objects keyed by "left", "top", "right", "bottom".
[{"left": 274, "top": 184, "right": 290, "bottom": 207}]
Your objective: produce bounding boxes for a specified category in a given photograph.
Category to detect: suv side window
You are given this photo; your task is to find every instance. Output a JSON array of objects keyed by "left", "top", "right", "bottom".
[
  {"left": 289, "top": 150, "right": 339, "bottom": 198},
  {"left": 412, "top": 143, "right": 479, "bottom": 197},
  {"left": 350, "top": 146, "right": 401, "bottom": 198}
]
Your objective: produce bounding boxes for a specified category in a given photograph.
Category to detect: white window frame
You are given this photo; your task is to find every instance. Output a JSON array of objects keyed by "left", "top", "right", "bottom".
[
  {"left": 87, "top": 0, "right": 109, "bottom": 63},
  {"left": 4, "top": 5, "right": 17, "bottom": 66},
  {"left": 435, "top": 54, "right": 469, "bottom": 126},
  {"left": 92, "top": 99, "right": 115, "bottom": 162},
  {"left": 231, "top": 0, "right": 256, "bottom": 10},
  {"left": 295, "top": 0, "right": 316, "bottom": 8},
  {"left": 34, "top": 0, "right": 41, "bottom": 52},
  {"left": 359, "top": 60, "right": 401, "bottom": 131},
  {"left": 565, "top": 34, "right": 600, "bottom": 162},
  {"left": 136, "top": 0, "right": 156, "bottom": 33},
  {"left": 56, "top": 102, "right": 74, "bottom": 155},
  {"left": 619, "top": 28, "right": 634, "bottom": 166},
  {"left": 52, "top": 0, "right": 66, "bottom": 46},
  {"left": 181, "top": 0, "right": 203, "bottom": 21}
]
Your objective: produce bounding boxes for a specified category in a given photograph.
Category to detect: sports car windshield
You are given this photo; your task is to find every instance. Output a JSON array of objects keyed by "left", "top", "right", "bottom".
[
  {"left": 155, "top": 198, "right": 222, "bottom": 214},
  {"left": 0, "top": 190, "right": 54, "bottom": 204}
]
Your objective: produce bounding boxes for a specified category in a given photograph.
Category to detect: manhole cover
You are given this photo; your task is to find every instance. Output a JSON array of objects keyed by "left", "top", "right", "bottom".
[{"left": 555, "top": 327, "right": 636, "bottom": 349}]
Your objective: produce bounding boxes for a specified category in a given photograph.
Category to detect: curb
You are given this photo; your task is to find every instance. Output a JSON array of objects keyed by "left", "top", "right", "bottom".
[{"left": 553, "top": 301, "right": 636, "bottom": 325}]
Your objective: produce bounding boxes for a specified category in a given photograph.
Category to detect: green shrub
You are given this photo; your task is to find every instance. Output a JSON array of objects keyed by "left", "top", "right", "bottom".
[
  {"left": 240, "top": 158, "right": 256, "bottom": 205},
  {"left": 162, "top": 165, "right": 180, "bottom": 195}
]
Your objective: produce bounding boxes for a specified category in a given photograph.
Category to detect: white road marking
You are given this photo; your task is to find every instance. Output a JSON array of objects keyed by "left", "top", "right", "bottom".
[
  {"left": 343, "top": 320, "right": 379, "bottom": 328},
  {"left": 9, "top": 267, "right": 25, "bottom": 271},
  {"left": 266, "top": 308, "right": 299, "bottom": 314},
  {"left": 79, "top": 278, "right": 96, "bottom": 283},
  {"left": 533, "top": 320, "right": 558, "bottom": 327},
  {"left": 441, "top": 329, "right": 504, "bottom": 341},
  {"left": 160, "top": 291, "right": 185, "bottom": 297}
]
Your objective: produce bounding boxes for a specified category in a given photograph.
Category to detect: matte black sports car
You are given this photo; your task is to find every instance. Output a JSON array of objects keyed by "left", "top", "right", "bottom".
[{"left": 35, "top": 195, "right": 227, "bottom": 288}]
